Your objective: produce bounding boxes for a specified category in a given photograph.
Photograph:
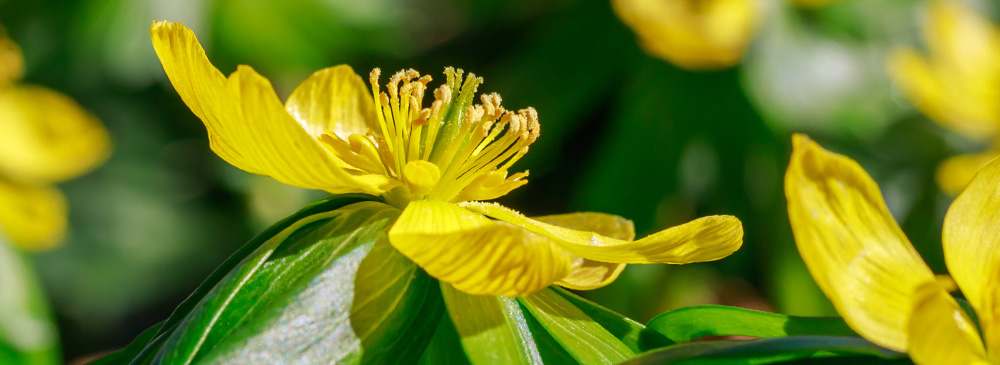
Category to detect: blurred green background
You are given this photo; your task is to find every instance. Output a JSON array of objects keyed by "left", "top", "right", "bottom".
[{"left": 0, "top": 0, "right": 985, "bottom": 361}]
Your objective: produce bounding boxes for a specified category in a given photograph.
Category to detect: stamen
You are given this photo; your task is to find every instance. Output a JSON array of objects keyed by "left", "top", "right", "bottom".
[{"left": 342, "top": 67, "right": 538, "bottom": 202}]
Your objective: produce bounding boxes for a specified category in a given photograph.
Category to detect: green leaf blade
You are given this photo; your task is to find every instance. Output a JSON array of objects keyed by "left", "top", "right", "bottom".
[
  {"left": 622, "top": 336, "right": 904, "bottom": 365},
  {"left": 518, "top": 288, "right": 633, "bottom": 363},
  {"left": 440, "top": 283, "right": 543, "bottom": 364},
  {"left": 551, "top": 288, "right": 673, "bottom": 353},
  {"left": 646, "top": 305, "right": 856, "bottom": 343},
  {"left": 351, "top": 235, "right": 444, "bottom": 364},
  {"left": 133, "top": 193, "right": 379, "bottom": 363}
]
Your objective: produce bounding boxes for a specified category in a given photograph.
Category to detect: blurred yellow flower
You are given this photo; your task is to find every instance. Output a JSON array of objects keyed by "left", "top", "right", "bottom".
[
  {"left": 786, "top": 134, "right": 999, "bottom": 364},
  {"left": 0, "top": 29, "right": 109, "bottom": 251},
  {"left": 150, "top": 21, "right": 744, "bottom": 296},
  {"left": 888, "top": 0, "right": 1000, "bottom": 194},
  {"left": 612, "top": 0, "right": 760, "bottom": 70}
]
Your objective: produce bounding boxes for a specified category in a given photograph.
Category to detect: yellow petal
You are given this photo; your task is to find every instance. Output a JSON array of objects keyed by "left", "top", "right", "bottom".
[
  {"left": 942, "top": 155, "right": 1000, "bottom": 352},
  {"left": 978, "top": 264, "right": 1000, "bottom": 360},
  {"left": 284, "top": 65, "right": 377, "bottom": 139},
  {"left": 886, "top": 49, "right": 956, "bottom": 134},
  {"left": 388, "top": 200, "right": 574, "bottom": 296},
  {"left": 0, "top": 85, "right": 109, "bottom": 183},
  {"left": 612, "top": 0, "right": 758, "bottom": 70},
  {"left": 785, "top": 134, "right": 936, "bottom": 352},
  {"left": 0, "top": 27, "right": 23, "bottom": 85},
  {"left": 0, "top": 180, "right": 66, "bottom": 251},
  {"left": 223, "top": 66, "right": 394, "bottom": 194},
  {"left": 150, "top": 21, "right": 243, "bottom": 170},
  {"left": 887, "top": 1, "right": 1000, "bottom": 141},
  {"left": 150, "top": 21, "right": 394, "bottom": 195},
  {"left": 936, "top": 151, "right": 998, "bottom": 195},
  {"left": 533, "top": 212, "right": 634, "bottom": 290},
  {"left": 462, "top": 201, "right": 742, "bottom": 264},
  {"left": 925, "top": 0, "right": 1000, "bottom": 78},
  {"left": 906, "top": 278, "right": 988, "bottom": 365}
]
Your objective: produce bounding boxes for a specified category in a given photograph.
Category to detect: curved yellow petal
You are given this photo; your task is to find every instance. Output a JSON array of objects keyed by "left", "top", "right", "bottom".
[
  {"left": 906, "top": 278, "right": 987, "bottom": 365},
  {"left": 462, "top": 201, "right": 742, "bottom": 264},
  {"left": 936, "top": 151, "right": 998, "bottom": 195},
  {"left": 388, "top": 200, "right": 574, "bottom": 296},
  {"left": 943, "top": 155, "right": 1000, "bottom": 349},
  {"left": 0, "top": 180, "right": 66, "bottom": 251},
  {"left": 534, "top": 212, "right": 633, "bottom": 290},
  {"left": 0, "top": 85, "right": 109, "bottom": 183},
  {"left": 285, "top": 65, "right": 377, "bottom": 139},
  {"left": 151, "top": 21, "right": 394, "bottom": 195},
  {"left": 0, "top": 27, "right": 23, "bottom": 85},
  {"left": 150, "top": 21, "right": 245, "bottom": 170},
  {"left": 222, "top": 66, "right": 393, "bottom": 194},
  {"left": 785, "top": 134, "right": 935, "bottom": 352}
]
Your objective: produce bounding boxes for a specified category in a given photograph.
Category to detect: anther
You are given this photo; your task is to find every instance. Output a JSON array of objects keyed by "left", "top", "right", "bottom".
[
  {"left": 434, "top": 85, "right": 453, "bottom": 105},
  {"left": 369, "top": 68, "right": 382, "bottom": 87},
  {"left": 463, "top": 105, "right": 485, "bottom": 125},
  {"left": 388, "top": 70, "right": 406, "bottom": 99}
]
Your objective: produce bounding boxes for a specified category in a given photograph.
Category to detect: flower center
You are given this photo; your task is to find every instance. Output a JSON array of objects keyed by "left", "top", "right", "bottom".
[{"left": 321, "top": 67, "right": 539, "bottom": 203}]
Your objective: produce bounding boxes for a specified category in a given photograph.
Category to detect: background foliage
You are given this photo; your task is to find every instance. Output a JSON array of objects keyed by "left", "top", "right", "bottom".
[{"left": 0, "top": 0, "right": 982, "bottom": 361}]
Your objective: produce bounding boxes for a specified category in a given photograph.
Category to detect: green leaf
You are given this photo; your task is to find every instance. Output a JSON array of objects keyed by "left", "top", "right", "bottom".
[
  {"left": 157, "top": 201, "right": 399, "bottom": 363},
  {"left": 646, "top": 305, "right": 856, "bottom": 342},
  {"left": 89, "top": 322, "right": 162, "bottom": 365},
  {"left": 111, "top": 194, "right": 445, "bottom": 364},
  {"left": 440, "top": 283, "right": 544, "bottom": 364},
  {"left": 0, "top": 239, "right": 60, "bottom": 365},
  {"left": 552, "top": 287, "right": 673, "bottom": 353},
  {"left": 350, "top": 235, "right": 444, "bottom": 363},
  {"left": 517, "top": 288, "right": 633, "bottom": 363},
  {"left": 623, "top": 336, "right": 904, "bottom": 365},
  {"left": 130, "top": 193, "right": 377, "bottom": 362},
  {"left": 418, "top": 314, "right": 471, "bottom": 365}
]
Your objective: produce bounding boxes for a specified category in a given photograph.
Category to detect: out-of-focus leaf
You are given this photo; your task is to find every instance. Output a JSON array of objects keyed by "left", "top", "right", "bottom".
[
  {"left": 488, "top": 0, "right": 635, "bottom": 174},
  {"left": 742, "top": 2, "right": 907, "bottom": 139},
  {"left": 439, "top": 283, "right": 544, "bottom": 364},
  {"left": 517, "top": 288, "right": 633, "bottom": 363},
  {"left": 153, "top": 201, "right": 400, "bottom": 363},
  {"left": 622, "top": 336, "right": 903, "bottom": 365},
  {"left": 647, "top": 305, "right": 855, "bottom": 342},
  {"left": 552, "top": 287, "right": 673, "bottom": 353},
  {"left": 0, "top": 238, "right": 60, "bottom": 365},
  {"left": 88, "top": 322, "right": 162, "bottom": 365}
]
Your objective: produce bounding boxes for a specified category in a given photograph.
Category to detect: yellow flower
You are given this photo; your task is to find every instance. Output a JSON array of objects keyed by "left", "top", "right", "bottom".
[
  {"left": 786, "top": 134, "right": 999, "bottom": 364},
  {"left": 612, "top": 0, "right": 759, "bottom": 70},
  {"left": 150, "top": 21, "right": 745, "bottom": 297},
  {"left": 888, "top": 0, "right": 1000, "bottom": 194},
  {"left": 0, "top": 28, "right": 110, "bottom": 251}
]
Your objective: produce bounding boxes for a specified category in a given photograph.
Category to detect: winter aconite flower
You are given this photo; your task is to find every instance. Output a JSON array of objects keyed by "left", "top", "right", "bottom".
[
  {"left": 0, "top": 28, "right": 109, "bottom": 250},
  {"left": 786, "top": 134, "right": 999, "bottom": 364},
  {"left": 150, "top": 21, "right": 744, "bottom": 296},
  {"left": 612, "top": 0, "right": 760, "bottom": 70},
  {"left": 888, "top": 0, "right": 1000, "bottom": 194}
]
